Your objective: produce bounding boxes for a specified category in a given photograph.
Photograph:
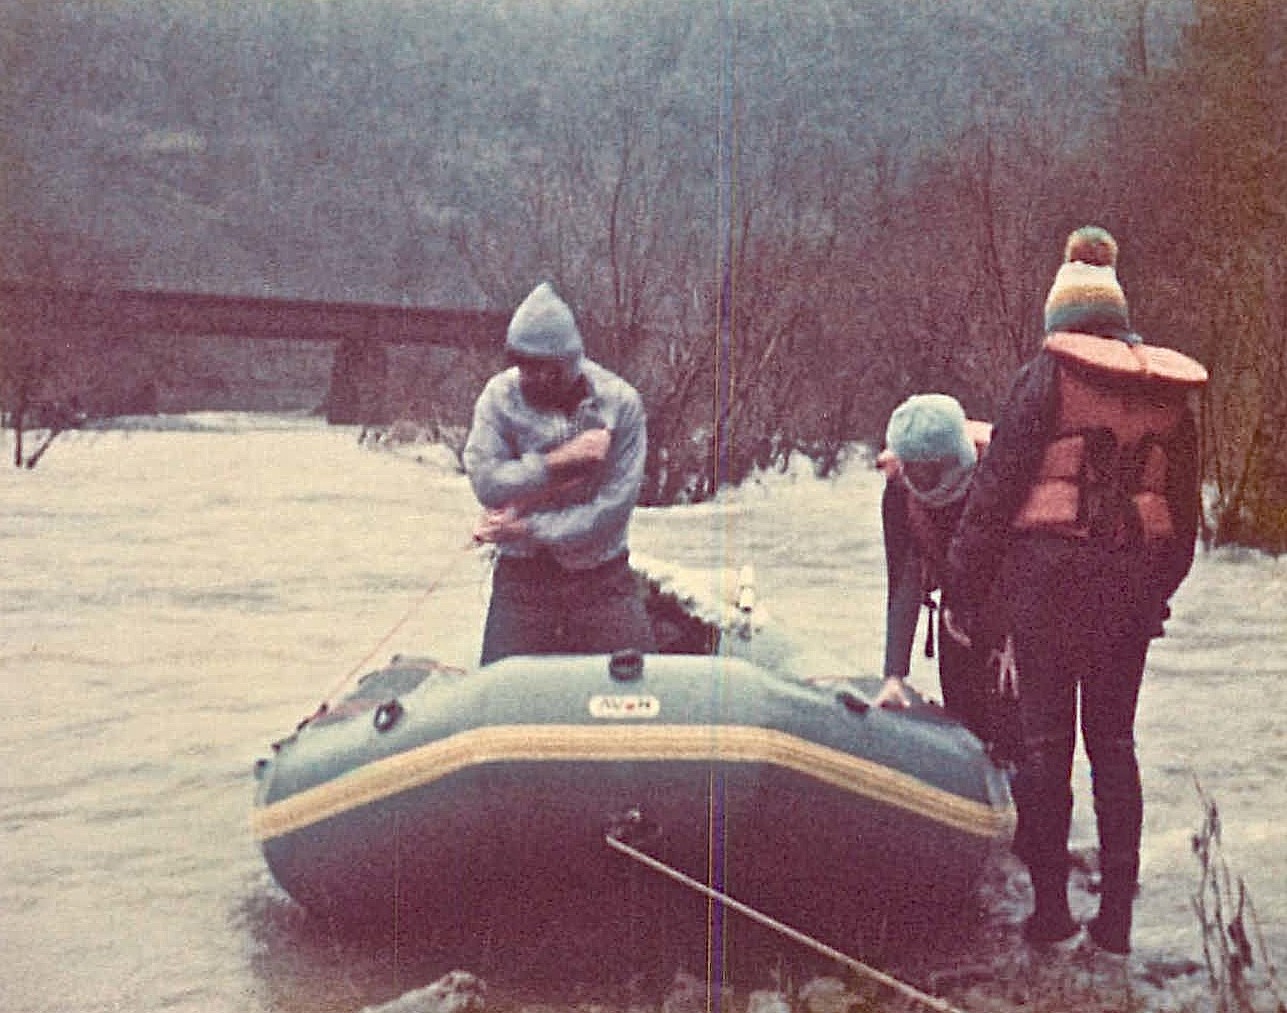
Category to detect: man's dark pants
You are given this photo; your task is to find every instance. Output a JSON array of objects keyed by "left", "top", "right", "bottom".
[{"left": 480, "top": 551, "right": 657, "bottom": 666}]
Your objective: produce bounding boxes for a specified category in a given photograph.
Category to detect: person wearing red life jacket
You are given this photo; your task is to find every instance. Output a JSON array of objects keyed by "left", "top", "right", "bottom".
[
  {"left": 874, "top": 394, "right": 1021, "bottom": 763},
  {"left": 943, "top": 227, "right": 1206, "bottom": 956}
]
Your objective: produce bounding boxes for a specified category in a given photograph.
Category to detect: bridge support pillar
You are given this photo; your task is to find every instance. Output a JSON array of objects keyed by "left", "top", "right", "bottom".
[{"left": 327, "top": 336, "right": 388, "bottom": 425}]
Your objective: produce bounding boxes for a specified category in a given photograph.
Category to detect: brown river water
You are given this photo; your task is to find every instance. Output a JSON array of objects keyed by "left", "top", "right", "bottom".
[{"left": 1, "top": 414, "right": 1282, "bottom": 1012}]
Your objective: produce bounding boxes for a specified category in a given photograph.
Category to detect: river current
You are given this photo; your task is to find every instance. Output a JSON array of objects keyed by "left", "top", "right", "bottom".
[{"left": 0, "top": 414, "right": 1281, "bottom": 1012}]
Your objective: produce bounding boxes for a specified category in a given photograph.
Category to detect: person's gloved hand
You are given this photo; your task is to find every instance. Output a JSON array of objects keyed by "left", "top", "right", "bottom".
[
  {"left": 989, "top": 633, "right": 1019, "bottom": 697},
  {"left": 874, "top": 676, "right": 916, "bottom": 710}
]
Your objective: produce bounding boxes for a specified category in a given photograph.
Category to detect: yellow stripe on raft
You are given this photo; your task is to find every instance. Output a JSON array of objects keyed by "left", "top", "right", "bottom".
[{"left": 252, "top": 723, "right": 1014, "bottom": 843}]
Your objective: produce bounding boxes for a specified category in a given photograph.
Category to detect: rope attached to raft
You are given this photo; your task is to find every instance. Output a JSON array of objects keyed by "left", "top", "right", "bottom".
[{"left": 605, "top": 825, "right": 971, "bottom": 1013}]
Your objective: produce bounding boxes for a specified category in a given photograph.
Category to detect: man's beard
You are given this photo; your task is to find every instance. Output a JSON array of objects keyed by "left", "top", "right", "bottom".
[{"left": 521, "top": 373, "right": 588, "bottom": 414}]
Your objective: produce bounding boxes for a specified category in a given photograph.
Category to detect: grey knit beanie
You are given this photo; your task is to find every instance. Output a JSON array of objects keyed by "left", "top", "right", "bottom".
[{"left": 506, "top": 282, "right": 584, "bottom": 359}]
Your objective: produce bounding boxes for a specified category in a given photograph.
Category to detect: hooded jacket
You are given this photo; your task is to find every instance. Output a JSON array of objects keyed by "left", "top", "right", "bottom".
[
  {"left": 463, "top": 357, "right": 647, "bottom": 572},
  {"left": 504, "top": 281, "right": 585, "bottom": 361}
]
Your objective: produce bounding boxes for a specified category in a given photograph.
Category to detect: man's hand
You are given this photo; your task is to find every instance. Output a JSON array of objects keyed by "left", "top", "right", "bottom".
[
  {"left": 545, "top": 428, "right": 610, "bottom": 474},
  {"left": 472, "top": 506, "right": 529, "bottom": 544},
  {"left": 874, "top": 676, "right": 915, "bottom": 710}
]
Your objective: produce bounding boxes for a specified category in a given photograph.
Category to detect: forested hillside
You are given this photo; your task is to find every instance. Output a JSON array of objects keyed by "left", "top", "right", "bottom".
[
  {"left": 2, "top": 0, "right": 1284, "bottom": 548},
  {"left": 1, "top": 0, "right": 1180, "bottom": 303}
]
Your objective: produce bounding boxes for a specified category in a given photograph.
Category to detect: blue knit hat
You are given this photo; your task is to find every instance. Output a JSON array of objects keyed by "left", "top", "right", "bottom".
[
  {"left": 885, "top": 394, "right": 976, "bottom": 467},
  {"left": 506, "top": 282, "right": 584, "bottom": 360},
  {"left": 884, "top": 394, "right": 978, "bottom": 507}
]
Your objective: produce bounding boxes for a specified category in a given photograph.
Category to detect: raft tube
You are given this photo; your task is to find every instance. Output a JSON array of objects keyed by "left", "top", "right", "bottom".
[{"left": 253, "top": 647, "right": 1013, "bottom": 952}]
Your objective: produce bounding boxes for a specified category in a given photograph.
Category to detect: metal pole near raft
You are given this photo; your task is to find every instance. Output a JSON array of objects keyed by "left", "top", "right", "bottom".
[
  {"left": 716, "top": 0, "right": 735, "bottom": 492},
  {"left": 710, "top": 2, "right": 737, "bottom": 1006}
]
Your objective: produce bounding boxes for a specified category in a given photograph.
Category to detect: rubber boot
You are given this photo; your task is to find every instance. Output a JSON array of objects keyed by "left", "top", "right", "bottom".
[
  {"left": 1023, "top": 865, "right": 1080, "bottom": 946},
  {"left": 1088, "top": 872, "right": 1136, "bottom": 955}
]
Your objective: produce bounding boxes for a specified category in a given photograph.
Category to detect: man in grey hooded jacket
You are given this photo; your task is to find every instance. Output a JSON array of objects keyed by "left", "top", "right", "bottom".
[{"left": 464, "top": 282, "right": 656, "bottom": 665}]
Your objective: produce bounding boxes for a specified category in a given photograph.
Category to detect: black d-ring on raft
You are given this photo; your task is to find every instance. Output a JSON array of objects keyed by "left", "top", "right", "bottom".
[{"left": 373, "top": 698, "right": 403, "bottom": 732}]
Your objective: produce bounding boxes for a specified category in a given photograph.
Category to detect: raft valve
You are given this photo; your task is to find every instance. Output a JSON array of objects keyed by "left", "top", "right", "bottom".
[
  {"left": 373, "top": 698, "right": 404, "bottom": 732},
  {"left": 609, "top": 648, "right": 644, "bottom": 681}
]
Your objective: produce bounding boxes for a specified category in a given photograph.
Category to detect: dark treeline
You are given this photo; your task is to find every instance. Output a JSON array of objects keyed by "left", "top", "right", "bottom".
[{"left": 1, "top": 0, "right": 1283, "bottom": 549}]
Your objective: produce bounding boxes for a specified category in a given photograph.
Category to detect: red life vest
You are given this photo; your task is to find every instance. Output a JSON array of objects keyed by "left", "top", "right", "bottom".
[{"left": 1012, "top": 332, "right": 1207, "bottom": 544}]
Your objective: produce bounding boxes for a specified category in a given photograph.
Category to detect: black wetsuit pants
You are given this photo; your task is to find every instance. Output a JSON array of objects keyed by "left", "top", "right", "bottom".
[{"left": 1004, "top": 542, "right": 1155, "bottom": 887}]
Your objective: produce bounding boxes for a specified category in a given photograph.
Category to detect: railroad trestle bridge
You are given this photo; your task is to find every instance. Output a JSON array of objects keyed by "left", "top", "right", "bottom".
[{"left": 0, "top": 281, "right": 508, "bottom": 426}]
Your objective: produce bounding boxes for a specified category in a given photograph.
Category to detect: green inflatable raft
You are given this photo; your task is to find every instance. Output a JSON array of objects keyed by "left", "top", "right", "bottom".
[{"left": 252, "top": 618, "right": 1014, "bottom": 957}]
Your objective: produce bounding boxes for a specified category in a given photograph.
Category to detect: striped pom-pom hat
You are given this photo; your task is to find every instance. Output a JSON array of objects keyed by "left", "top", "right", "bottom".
[{"left": 1043, "top": 226, "right": 1137, "bottom": 343}]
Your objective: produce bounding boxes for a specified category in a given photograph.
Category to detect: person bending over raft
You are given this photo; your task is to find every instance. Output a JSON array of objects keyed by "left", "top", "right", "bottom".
[
  {"left": 943, "top": 226, "right": 1206, "bottom": 956},
  {"left": 874, "top": 393, "right": 1021, "bottom": 763}
]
